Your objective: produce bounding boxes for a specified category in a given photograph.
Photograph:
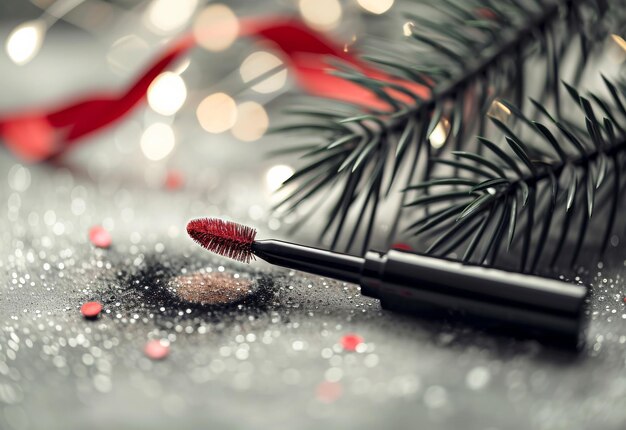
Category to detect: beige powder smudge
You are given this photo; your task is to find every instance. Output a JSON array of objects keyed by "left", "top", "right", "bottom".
[{"left": 168, "top": 272, "right": 253, "bottom": 305}]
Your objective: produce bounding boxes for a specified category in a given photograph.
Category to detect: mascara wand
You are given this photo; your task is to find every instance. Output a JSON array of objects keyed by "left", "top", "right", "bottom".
[{"left": 187, "top": 218, "right": 588, "bottom": 347}]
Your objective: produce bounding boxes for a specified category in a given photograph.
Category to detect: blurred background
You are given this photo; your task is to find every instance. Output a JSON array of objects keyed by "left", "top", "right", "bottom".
[{"left": 0, "top": 0, "right": 402, "bottom": 247}]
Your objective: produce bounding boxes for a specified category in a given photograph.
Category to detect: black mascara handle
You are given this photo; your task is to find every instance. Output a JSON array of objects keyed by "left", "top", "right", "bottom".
[
  {"left": 252, "top": 240, "right": 364, "bottom": 284},
  {"left": 360, "top": 250, "right": 588, "bottom": 347}
]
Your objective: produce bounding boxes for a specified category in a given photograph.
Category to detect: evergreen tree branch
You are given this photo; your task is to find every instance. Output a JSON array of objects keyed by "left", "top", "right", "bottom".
[
  {"left": 272, "top": 0, "right": 620, "bottom": 253},
  {"left": 406, "top": 77, "right": 626, "bottom": 272}
]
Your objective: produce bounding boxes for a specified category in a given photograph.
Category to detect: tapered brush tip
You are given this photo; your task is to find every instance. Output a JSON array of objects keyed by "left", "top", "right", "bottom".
[{"left": 186, "top": 218, "right": 257, "bottom": 263}]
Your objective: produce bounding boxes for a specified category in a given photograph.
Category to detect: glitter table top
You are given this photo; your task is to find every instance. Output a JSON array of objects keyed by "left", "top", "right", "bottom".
[
  {"left": 1, "top": 11, "right": 625, "bottom": 428},
  {"left": 1, "top": 144, "right": 626, "bottom": 430}
]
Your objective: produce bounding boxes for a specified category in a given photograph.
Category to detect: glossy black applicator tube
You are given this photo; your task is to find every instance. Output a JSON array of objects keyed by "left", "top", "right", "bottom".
[{"left": 252, "top": 240, "right": 588, "bottom": 347}]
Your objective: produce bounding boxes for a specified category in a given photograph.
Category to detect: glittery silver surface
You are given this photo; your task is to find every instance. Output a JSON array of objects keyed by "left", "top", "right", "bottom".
[
  {"left": 2, "top": 138, "right": 626, "bottom": 430},
  {"left": 1, "top": 5, "right": 626, "bottom": 430}
]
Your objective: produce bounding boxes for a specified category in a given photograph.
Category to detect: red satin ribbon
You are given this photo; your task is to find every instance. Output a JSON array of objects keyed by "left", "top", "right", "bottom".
[{"left": 0, "top": 17, "right": 427, "bottom": 163}]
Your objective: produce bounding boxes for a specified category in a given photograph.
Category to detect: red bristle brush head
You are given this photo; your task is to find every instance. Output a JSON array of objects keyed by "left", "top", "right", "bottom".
[{"left": 186, "top": 218, "right": 257, "bottom": 263}]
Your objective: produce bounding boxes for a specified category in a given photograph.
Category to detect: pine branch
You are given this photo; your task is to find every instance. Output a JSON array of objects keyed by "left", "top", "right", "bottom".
[
  {"left": 405, "top": 77, "right": 626, "bottom": 272},
  {"left": 272, "top": 0, "right": 620, "bottom": 253}
]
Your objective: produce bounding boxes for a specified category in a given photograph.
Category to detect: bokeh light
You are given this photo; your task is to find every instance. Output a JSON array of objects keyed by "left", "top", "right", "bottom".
[
  {"left": 299, "top": 0, "right": 342, "bottom": 31},
  {"left": 145, "top": 0, "right": 198, "bottom": 34},
  {"left": 239, "top": 51, "right": 287, "bottom": 94},
  {"left": 265, "top": 165, "right": 294, "bottom": 192},
  {"left": 357, "top": 0, "right": 394, "bottom": 15},
  {"left": 5, "top": 20, "right": 46, "bottom": 65},
  {"left": 8, "top": 164, "right": 31, "bottom": 192},
  {"left": 196, "top": 92, "right": 238, "bottom": 133},
  {"left": 429, "top": 119, "right": 449, "bottom": 148},
  {"left": 487, "top": 99, "right": 512, "bottom": 122},
  {"left": 403, "top": 21, "right": 415, "bottom": 37},
  {"left": 140, "top": 123, "right": 176, "bottom": 161},
  {"left": 193, "top": 4, "right": 239, "bottom": 52},
  {"left": 147, "top": 72, "right": 187, "bottom": 116},
  {"left": 231, "top": 102, "right": 269, "bottom": 142},
  {"left": 611, "top": 34, "right": 626, "bottom": 52}
]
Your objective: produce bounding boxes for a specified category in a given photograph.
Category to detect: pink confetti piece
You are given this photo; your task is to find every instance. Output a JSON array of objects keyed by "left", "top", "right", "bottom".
[
  {"left": 341, "top": 333, "right": 364, "bottom": 352},
  {"left": 80, "top": 301, "right": 102, "bottom": 319},
  {"left": 164, "top": 170, "right": 184, "bottom": 190},
  {"left": 316, "top": 381, "right": 343, "bottom": 403},
  {"left": 144, "top": 340, "right": 170, "bottom": 360},
  {"left": 89, "top": 226, "right": 111, "bottom": 248}
]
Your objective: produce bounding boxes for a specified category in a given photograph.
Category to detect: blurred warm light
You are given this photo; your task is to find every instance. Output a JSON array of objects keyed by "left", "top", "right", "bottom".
[
  {"left": 429, "top": 119, "right": 449, "bottom": 148},
  {"left": 611, "top": 34, "right": 626, "bottom": 52},
  {"left": 232, "top": 102, "right": 269, "bottom": 142},
  {"left": 357, "top": 0, "right": 394, "bottom": 15},
  {"left": 266, "top": 165, "right": 294, "bottom": 192},
  {"left": 147, "top": 72, "right": 187, "bottom": 116},
  {"left": 140, "top": 123, "right": 176, "bottom": 161},
  {"left": 240, "top": 51, "right": 287, "bottom": 94},
  {"left": 196, "top": 92, "right": 238, "bottom": 133},
  {"left": 343, "top": 35, "right": 357, "bottom": 53},
  {"left": 145, "top": 0, "right": 198, "bottom": 34},
  {"left": 5, "top": 20, "right": 46, "bottom": 65},
  {"left": 403, "top": 21, "right": 415, "bottom": 37},
  {"left": 193, "top": 4, "right": 239, "bottom": 52},
  {"left": 487, "top": 99, "right": 511, "bottom": 122},
  {"left": 299, "top": 0, "right": 342, "bottom": 31}
]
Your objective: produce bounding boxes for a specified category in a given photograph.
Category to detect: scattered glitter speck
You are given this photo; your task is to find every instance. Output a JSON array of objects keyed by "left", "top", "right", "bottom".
[
  {"left": 144, "top": 340, "right": 170, "bottom": 360},
  {"left": 80, "top": 302, "right": 103, "bottom": 319},
  {"left": 340, "top": 334, "right": 363, "bottom": 352},
  {"left": 88, "top": 226, "right": 112, "bottom": 248}
]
